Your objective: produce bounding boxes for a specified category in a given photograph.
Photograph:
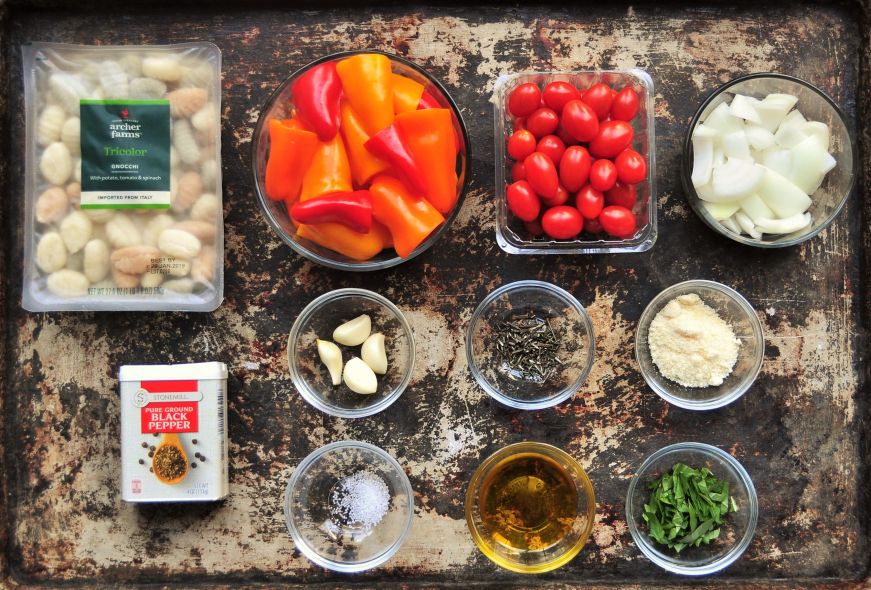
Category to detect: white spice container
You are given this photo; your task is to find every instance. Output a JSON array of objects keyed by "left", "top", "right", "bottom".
[{"left": 119, "top": 362, "right": 228, "bottom": 502}]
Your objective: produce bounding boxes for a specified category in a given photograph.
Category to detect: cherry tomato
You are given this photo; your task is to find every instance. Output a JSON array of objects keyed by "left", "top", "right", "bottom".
[
  {"left": 542, "top": 206, "right": 583, "bottom": 239},
  {"left": 540, "top": 183, "right": 570, "bottom": 207},
  {"left": 599, "top": 205, "right": 637, "bottom": 238},
  {"left": 513, "top": 118, "right": 526, "bottom": 132},
  {"left": 584, "top": 217, "right": 603, "bottom": 234},
  {"left": 536, "top": 135, "right": 566, "bottom": 166},
  {"left": 561, "top": 99, "right": 599, "bottom": 143},
  {"left": 511, "top": 162, "right": 527, "bottom": 182},
  {"left": 576, "top": 185, "right": 604, "bottom": 220},
  {"left": 506, "top": 180, "right": 541, "bottom": 221},
  {"left": 610, "top": 86, "right": 640, "bottom": 121},
  {"left": 508, "top": 83, "right": 541, "bottom": 118},
  {"left": 526, "top": 107, "right": 559, "bottom": 138},
  {"left": 589, "top": 159, "right": 617, "bottom": 192},
  {"left": 604, "top": 181, "right": 637, "bottom": 209},
  {"left": 524, "top": 218, "right": 544, "bottom": 237},
  {"left": 555, "top": 119, "right": 579, "bottom": 146},
  {"left": 507, "top": 129, "right": 537, "bottom": 161},
  {"left": 523, "top": 152, "right": 559, "bottom": 199},
  {"left": 614, "top": 148, "right": 647, "bottom": 184},
  {"left": 559, "top": 145, "right": 592, "bottom": 192},
  {"left": 542, "top": 81, "right": 581, "bottom": 113},
  {"left": 589, "top": 120, "right": 635, "bottom": 159},
  {"left": 582, "top": 82, "right": 616, "bottom": 120}
]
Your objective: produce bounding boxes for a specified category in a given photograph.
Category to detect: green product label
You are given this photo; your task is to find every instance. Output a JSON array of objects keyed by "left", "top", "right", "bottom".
[{"left": 80, "top": 99, "right": 171, "bottom": 209}]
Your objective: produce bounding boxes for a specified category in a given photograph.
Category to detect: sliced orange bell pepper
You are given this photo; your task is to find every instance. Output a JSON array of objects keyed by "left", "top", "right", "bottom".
[
  {"left": 336, "top": 53, "right": 394, "bottom": 136},
  {"left": 265, "top": 119, "right": 319, "bottom": 204},
  {"left": 394, "top": 108, "right": 459, "bottom": 214},
  {"left": 369, "top": 175, "right": 444, "bottom": 258},
  {"left": 340, "top": 101, "right": 389, "bottom": 186},
  {"left": 296, "top": 221, "right": 387, "bottom": 261},
  {"left": 392, "top": 74, "right": 425, "bottom": 114},
  {"left": 300, "top": 135, "right": 352, "bottom": 202}
]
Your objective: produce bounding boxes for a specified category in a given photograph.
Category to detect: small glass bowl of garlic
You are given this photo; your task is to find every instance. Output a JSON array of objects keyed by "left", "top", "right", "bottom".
[
  {"left": 288, "top": 288, "right": 415, "bottom": 418},
  {"left": 682, "top": 73, "right": 856, "bottom": 247}
]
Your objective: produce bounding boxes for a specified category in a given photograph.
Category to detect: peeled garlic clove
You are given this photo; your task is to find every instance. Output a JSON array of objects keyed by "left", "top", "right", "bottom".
[
  {"left": 361, "top": 333, "right": 388, "bottom": 375},
  {"left": 317, "top": 339, "right": 343, "bottom": 386},
  {"left": 333, "top": 314, "right": 371, "bottom": 346},
  {"left": 343, "top": 357, "right": 378, "bottom": 395}
]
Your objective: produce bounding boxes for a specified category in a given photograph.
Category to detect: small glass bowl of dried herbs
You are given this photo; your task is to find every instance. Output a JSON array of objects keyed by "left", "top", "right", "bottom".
[
  {"left": 626, "top": 442, "right": 758, "bottom": 576},
  {"left": 466, "top": 280, "right": 595, "bottom": 410}
]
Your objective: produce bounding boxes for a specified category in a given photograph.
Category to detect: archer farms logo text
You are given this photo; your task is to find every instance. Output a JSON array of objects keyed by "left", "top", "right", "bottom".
[{"left": 109, "top": 107, "right": 142, "bottom": 139}]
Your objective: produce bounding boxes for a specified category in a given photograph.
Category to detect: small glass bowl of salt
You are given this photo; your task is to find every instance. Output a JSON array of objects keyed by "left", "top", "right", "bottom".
[
  {"left": 284, "top": 440, "right": 414, "bottom": 572},
  {"left": 635, "top": 280, "right": 764, "bottom": 410}
]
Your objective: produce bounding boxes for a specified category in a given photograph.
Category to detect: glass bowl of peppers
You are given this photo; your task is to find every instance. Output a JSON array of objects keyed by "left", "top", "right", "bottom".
[
  {"left": 493, "top": 70, "right": 656, "bottom": 254},
  {"left": 253, "top": 50, "right": 470, "bottom": 271}
]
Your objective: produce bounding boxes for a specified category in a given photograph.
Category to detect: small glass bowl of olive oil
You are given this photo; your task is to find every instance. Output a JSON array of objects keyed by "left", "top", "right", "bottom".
[{"left": 465, "top": 442, "right": 596, "bottom": 573}]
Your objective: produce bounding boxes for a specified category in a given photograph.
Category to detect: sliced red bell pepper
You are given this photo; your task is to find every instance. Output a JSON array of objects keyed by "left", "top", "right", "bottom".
[
  {"left": 364, "top": 125, "right": 427, "bottom": 196},
  {"left": 265, "top": 119, "right": 319, "bottom": 204},
  {"left": 394, "top": 108, "right": 459, "bottom": 214},
  {"left": 340, "top": 101, "right": 389, "bottom": 186},
  {"left": 417, "top": 91, "right": 441, "bottom": 110},
  {"left": 300, "top": 135, "right": 352, "bottom": 202},
  {"left": 296, "top": 220, "right": 389, "bottom": 261},
  {"left": 292, "top": 61, "right": 343, "bottom": 141},
  {"left": 369, "top": 175, "right": 444, "bottom": 258},
  {"left": 290, "top": 190, "right": 372, "bottom": 233},
  {"left": 392, "top": 74, "right": 425, "bottom": 114},
  {"left": 335, "top": 53, "right": 394, "bottom": 136}
]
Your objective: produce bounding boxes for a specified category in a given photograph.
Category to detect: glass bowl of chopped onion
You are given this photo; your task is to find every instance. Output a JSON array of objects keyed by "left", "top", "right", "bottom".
[
  {"left": 465, "top": 280, "right": 595, "bottom": 410},
  {"left": 682, "top": 73, "right": 856, "bottom": 247},
  {"left": 625, "top": 442, "right": 758, "bottom": 576},
  {"left": 635, "top": 280, "right": 764, "bottom": 411},
  {"left": 284, "top": 440, "right": 414, "bottom": 573}
]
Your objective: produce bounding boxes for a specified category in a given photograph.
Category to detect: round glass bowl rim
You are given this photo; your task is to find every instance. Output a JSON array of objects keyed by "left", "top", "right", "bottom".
[
  {"left": 251, "top": 48, "right": 472, "bottom": 271},
  {"left": 283, "top": 440, "right": 415, "bottom": 573},
  {"left": 287, "top": 288, "right": 416, "bottom": 418},
  {"left": 464, "top": 441, "right": 596, "bottom": 574},
  {"left": 681, "top": 71, "right": 857, "bottom": 248},
  {"left": 465, "top": 280, "right": 595, "bottom": 410},
  {"left": 625, "top": 441, "right": 759, "bottom": 576},
  {"left": 634, "top": 279, "right": 764, "bottom": 411}
]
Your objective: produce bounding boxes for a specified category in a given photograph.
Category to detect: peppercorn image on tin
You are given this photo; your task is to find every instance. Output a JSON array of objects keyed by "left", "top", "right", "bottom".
[{"left": 119, "top": 362, "right": 228, "bottom": 502}]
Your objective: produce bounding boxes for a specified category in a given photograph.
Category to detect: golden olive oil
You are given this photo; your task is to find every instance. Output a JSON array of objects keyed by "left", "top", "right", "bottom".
[{"left": 479, "top": 453, "right": 578, "bottom": 551}]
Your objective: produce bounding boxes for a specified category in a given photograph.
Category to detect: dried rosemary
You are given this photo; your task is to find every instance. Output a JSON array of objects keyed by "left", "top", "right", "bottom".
[{"left": 494, "top": 309, "right": 563, "bottom": 382}]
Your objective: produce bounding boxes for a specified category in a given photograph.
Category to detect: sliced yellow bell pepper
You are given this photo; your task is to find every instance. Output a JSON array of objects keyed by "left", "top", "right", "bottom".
[
  {"left": 369, "top": 175, "right": 444, "bottom": 258},
  {"left": 265, "top": 119, "right": 319, "bottom": 205},
  {"left": 299, "top": 135, "right": 352, "bottom": 202},
  {"left": 392, "top": 73, "right": 425, "bottom": 114},
  {"left": 336, "top": 53, "right": 394, "bottom": 136},
  {"left": 340, "top": 101, "right": 389, "bottom": 186},
  {"left": 296, "top": 221, "right": 388, "bottom": 261}
]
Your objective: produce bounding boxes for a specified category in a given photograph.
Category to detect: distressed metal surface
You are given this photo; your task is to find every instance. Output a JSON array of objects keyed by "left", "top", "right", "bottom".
[{"left": 1, "top": 1, "right": 870, "bottom": 588}]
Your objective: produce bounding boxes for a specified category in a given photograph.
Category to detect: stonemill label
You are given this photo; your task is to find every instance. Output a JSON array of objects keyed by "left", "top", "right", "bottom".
[{"left": 80, "top": 99, "right": 171, "bottom": 209}]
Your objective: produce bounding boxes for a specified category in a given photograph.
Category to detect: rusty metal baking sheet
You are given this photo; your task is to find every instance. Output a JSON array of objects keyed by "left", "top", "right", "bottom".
[{"left": 1, "top": 1, "right": 869, "bottom": 588}]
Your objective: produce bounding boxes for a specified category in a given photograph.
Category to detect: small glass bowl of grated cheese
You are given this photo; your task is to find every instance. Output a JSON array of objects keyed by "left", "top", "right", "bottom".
[{"left": 635, "top": 280, "right": 764, "bottom": 410}]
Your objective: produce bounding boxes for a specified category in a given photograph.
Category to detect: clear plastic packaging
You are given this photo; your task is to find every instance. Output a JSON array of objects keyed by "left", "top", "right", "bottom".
[{"left": 22, "top": 42, "right": 223, "bottom": 311}]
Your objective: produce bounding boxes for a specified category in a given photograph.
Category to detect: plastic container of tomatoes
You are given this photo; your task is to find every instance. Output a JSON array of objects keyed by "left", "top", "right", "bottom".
[{"left": 493, "top": 70, "right": 656, "bottom": 254}]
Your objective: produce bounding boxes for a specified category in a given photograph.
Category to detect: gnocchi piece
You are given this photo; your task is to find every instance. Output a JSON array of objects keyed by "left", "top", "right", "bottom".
[
  {"left": 35, "top": 187, "right": 69, "bottom": 224},
  {"left": 40, "top": 142, "right": 73, "bottom": 186},
  {"left": 47, "top": 269, "right": 90, "bottom": 298},
  {"left": 119, "top": 54, "right": 142, "bottom": 77},
  {"left": 173, "top": 171, "right": 203, "bottom": 212},
  {"left": 163, "top": 256, "right": 192, "bottom": 277},
  {"left": 65, "top": 182, "right": 81, "bottom": 205},
  {"left": 143, "top": 214, "right": 176, "bottom": 247},
  {"left": 200, "top": 158, "right": 218, "bottom": 187},
  {"left": 168, "top": 88, "right": 208, "bottom": 118},
  {"left": 158, "top": 228, "right": 201, "bottom": 259},
  {"left": 48, "top": 72, "right": 88, "bottom": 114},
  {"left": 73, "top": 158, "right": 81, "bottom": 183},
  {"left": 37, "top": 105, "right": 66, "bottom": 146},
  {"left": 191, "top": 246, "right": 216, "bottom": 284},
  {"left": 59, "top": 210, "right": 93, "bottom": 253},
  {"left": 112, "top": 268, "right": 141, "bottom": 289},
  {"left": 62, "top": 117, "right": 81, "bottom": 157},
  {"left": 162, "top": 278, "right": 195, "bottom": 294},
  {"left": 142, "top": 55, "right": 182, "bottom": 82},
  {"left": 99, "top": 60, "right": 129, "bottom": 98},
  {"left": 172, "top": 220, "right": 215, "bottom": 243},
  {"left": 173, "top": 119, "right": 200, "bottom": 165},
  {"left": 179, "top": 60, "right": 214, "bottom": 88},
  {"left": 36, "top": 232, "right": 68, "bottom": 273},
  {"left": 110, "top": 245, "right": 161, "bottom": 275},
  {"left": 129, "top": 77, "right": 167, "bottom": 99},
  {"left": 83, "top": 208, "right": 115, "bottom": 223},
  {"left": 83, "top": 239, "right": 110, "bottom": 282},
  {"left": 106, "top": 213, "right": 143, "bottom": 248},
  {"left": 190, "top": 193, "right": 220, "bottom": 222},
  {"left": 141, "top": 271, "right": 164, "bottom": 288},
  {"left": 191, "top": 103, "right": 218, "bottom": 134}
]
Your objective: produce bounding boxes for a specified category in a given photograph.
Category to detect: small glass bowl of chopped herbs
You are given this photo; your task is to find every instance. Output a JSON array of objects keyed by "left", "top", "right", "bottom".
[
  {"left": 626, "top": 442, "right": 758, "bottom": 576},
  {"left": 466, "top": 280, "right": 595, "bottom": 410}
]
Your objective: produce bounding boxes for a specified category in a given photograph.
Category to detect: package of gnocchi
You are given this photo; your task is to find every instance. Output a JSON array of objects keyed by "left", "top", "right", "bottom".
[{"left": 22, "top": 42, "right": 223, "bottom": 311}]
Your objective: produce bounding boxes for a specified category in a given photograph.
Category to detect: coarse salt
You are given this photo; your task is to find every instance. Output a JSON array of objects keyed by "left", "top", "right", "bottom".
[{"left": 330, "top": 470, "right": 390, "bottom": 532}]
